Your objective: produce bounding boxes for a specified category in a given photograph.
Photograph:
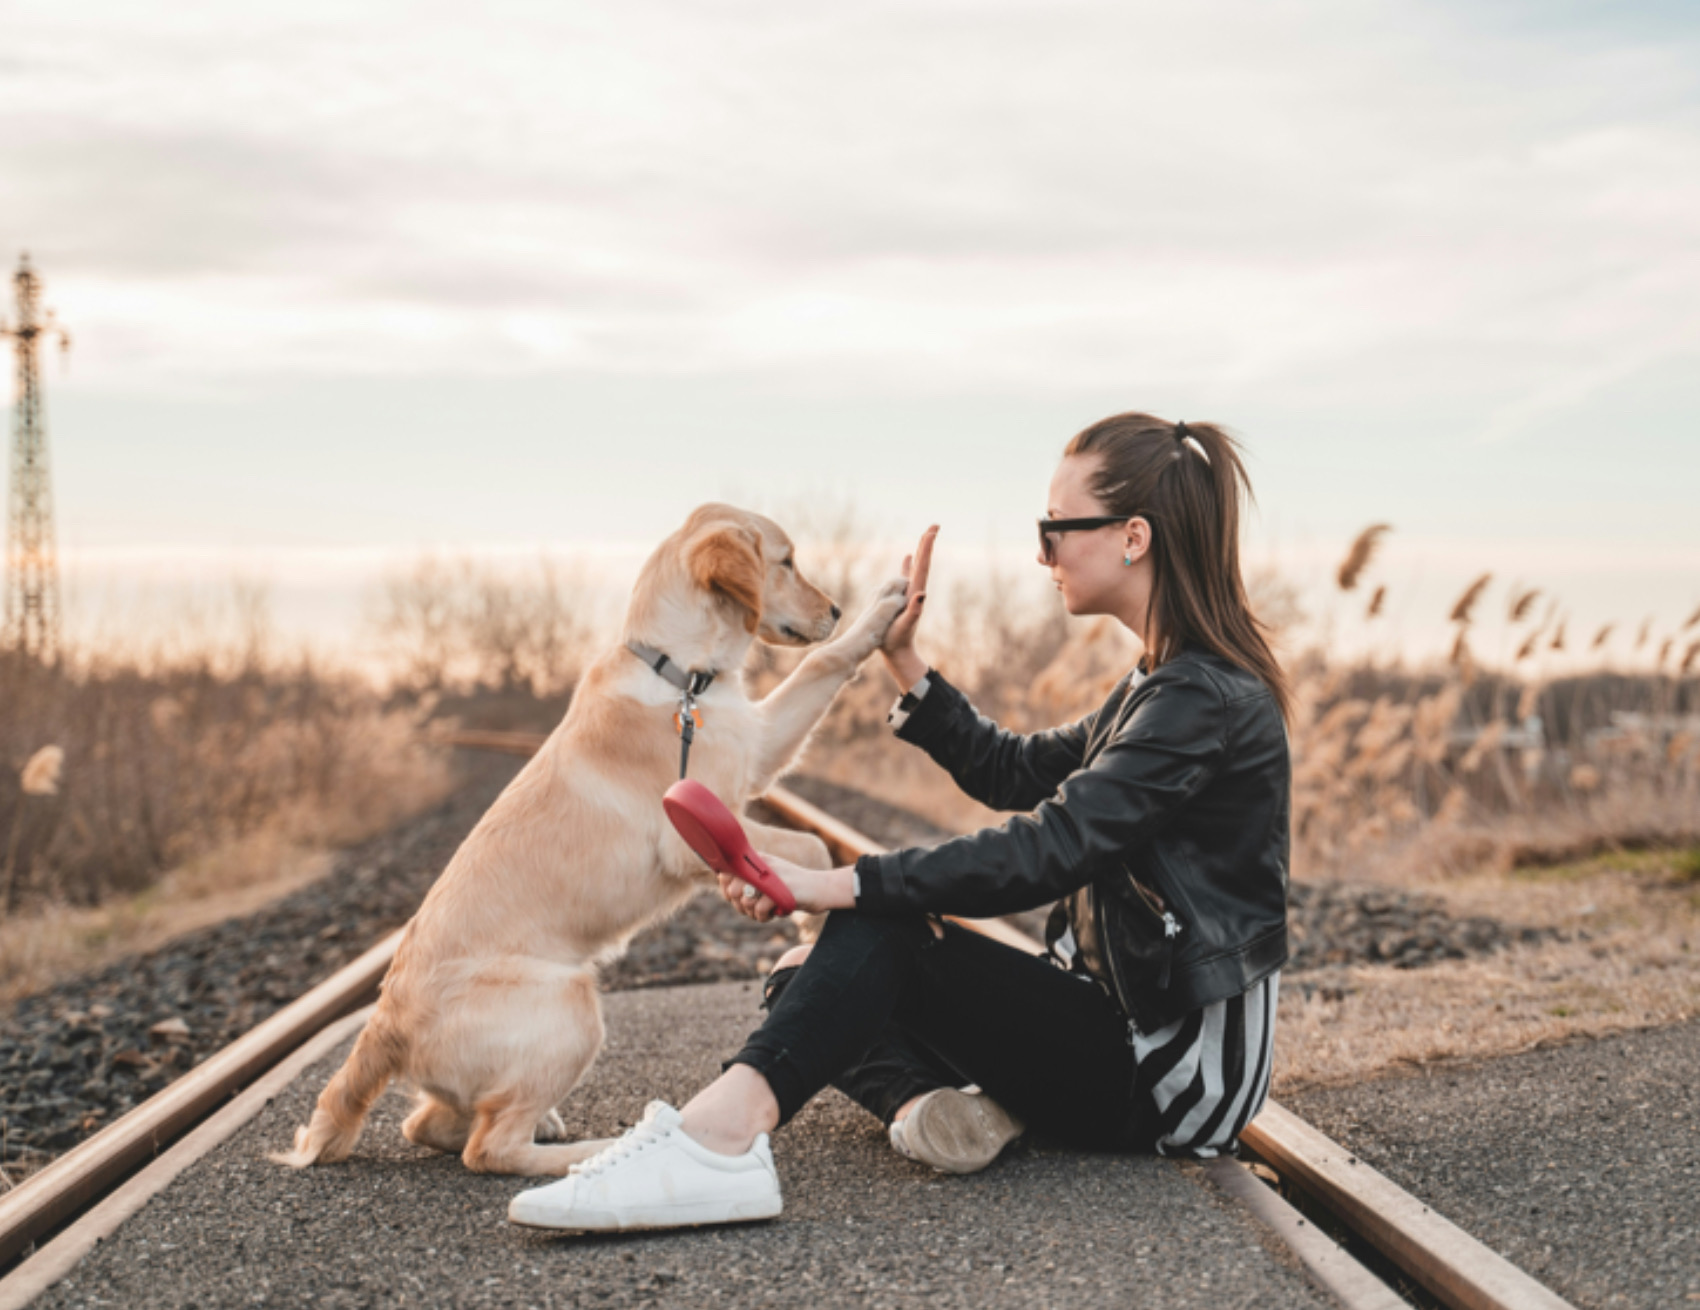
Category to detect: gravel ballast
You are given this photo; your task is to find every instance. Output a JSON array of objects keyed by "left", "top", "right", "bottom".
[{"left": 30, "top": 982, "right": 1335, "bottom": 1310}]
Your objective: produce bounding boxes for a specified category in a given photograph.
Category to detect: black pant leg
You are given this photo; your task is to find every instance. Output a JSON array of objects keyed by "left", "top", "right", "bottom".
[
  {"left": 728, "top": 910, "right": 1145, "bottom": 1148},
  {"left": 882, "top": 920, "right": 1144, "bottom": 1148},
  {"left": 762, "top": 965, "right": 960, "bottom": 1126},
  {"left": 728, "top": 910, "right": 938, "bottom": 1126}
]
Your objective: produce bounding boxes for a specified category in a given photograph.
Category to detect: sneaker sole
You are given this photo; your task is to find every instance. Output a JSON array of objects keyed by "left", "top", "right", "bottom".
[
  {"left": 902, "top": 1090, "right": 1023, "bottom": 1175},
  {"left": 507, "top": 1193, "right": 782, "bottom": 1233}
]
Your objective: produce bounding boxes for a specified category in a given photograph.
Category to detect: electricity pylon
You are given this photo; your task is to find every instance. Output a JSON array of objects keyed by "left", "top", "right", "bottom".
[{"left": 2, "top": 253, "right": 71, "bottom": 663}]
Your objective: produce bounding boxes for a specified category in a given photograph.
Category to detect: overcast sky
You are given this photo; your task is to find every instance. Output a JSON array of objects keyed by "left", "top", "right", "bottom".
[{"left": 3, "top": 0, "right": 1697, "bottom": 662}]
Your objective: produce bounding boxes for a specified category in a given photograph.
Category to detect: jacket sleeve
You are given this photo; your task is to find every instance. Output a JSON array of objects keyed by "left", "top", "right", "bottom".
[
  {"left": 892, "top": 668, "right": 1111, "bottom": 814},
  {"left": 856, "top": 667, "right": 1228, "bottom": 918}
]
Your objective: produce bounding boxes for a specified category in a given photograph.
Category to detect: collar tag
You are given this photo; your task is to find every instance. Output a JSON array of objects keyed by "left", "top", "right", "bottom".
[{"left": 627, "top": 640, "right": 717, "bottom": 780}]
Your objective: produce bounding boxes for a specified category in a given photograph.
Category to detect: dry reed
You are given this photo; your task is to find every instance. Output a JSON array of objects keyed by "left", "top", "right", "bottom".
[
  {"left": 1448, "top": 573, "right": 1492, "bottom": 624},
  {"left": 1335, "top": 524, "right": 1391, "bottom": 591}
]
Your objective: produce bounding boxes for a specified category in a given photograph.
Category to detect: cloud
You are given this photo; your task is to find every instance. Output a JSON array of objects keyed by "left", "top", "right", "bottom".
[
  {"left": 5, "top": 0, "right": 1700, "bottom": 589},
  {"left": 3, "top": 0, "right": 1696, "bottom": 398}
]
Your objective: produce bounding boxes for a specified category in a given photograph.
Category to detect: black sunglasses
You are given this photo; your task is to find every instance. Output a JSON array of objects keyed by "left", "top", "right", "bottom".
[{"left": 1037, "top": 514, "right": 1147, "bottom": 565}]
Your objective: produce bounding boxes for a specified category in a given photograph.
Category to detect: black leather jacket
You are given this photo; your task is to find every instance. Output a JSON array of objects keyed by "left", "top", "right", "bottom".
[{"left": 853, "top": 641, "right": 1291, "bottom": 1033}]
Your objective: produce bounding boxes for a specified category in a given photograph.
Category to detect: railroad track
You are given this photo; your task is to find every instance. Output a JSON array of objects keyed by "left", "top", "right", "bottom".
[{"left": 0, "top": 734, "right": 1577, "bottom": 1310}]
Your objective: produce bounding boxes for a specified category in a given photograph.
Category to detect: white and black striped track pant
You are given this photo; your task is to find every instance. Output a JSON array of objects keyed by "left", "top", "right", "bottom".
[{"left": 1130, "top": 971, "right": 1280, "bottom": 1159}]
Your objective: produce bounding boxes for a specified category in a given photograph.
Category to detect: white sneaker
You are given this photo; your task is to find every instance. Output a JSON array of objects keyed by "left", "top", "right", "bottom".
[
  {"left": 507, "top": 1101, "right": 782, "bottom": 1232},
  {"left": 889, "top": 1088, "right": 1024, "bottom": 1175}
]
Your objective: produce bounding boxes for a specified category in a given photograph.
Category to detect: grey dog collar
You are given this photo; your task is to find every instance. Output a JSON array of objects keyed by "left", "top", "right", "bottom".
[
  {"left": 626, "top": 641, "right": 718, "bottom": 780},
  {"left": 625, "top": 640, "right": 717, "bottom": 696}
]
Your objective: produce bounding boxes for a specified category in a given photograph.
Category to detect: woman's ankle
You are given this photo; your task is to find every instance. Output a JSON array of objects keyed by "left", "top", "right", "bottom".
[{"left": 679, "top": 1064, "right": 781, "bottom": 1156}]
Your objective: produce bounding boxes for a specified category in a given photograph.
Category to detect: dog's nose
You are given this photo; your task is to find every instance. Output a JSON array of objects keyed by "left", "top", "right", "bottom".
[{"left": 830, "top": 604, "right": 842, "bottom": 621}]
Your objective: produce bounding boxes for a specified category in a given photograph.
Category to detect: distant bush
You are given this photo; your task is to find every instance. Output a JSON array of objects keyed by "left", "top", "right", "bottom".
[
  {"left": 367, "top": 553, "right": 600, "bottom": 697},
  {"left": 0, "top": 598, "right": 448, "bottom": 917}
]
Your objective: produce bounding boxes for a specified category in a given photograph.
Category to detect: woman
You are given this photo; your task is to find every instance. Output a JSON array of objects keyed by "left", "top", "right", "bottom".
[{"left": 509, "top": 412, "right": 1293, "bottom": 1233}]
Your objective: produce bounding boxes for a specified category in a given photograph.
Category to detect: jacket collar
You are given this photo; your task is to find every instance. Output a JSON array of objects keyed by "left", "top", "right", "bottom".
[{"left": 1136, "top": 636, "right": 1205, "bottom": 676}]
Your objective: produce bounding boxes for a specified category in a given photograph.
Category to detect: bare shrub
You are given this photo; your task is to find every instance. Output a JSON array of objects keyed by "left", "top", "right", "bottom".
[
  {"left": 0, "top": 587, "right": 450, "bottom": 922},
  {"left": 367, "top": 553, "right": 600, "bottom": 696}
]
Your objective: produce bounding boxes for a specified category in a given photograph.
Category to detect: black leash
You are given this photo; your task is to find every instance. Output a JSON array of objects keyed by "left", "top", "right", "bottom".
[{"left": 626, "top": 640, "right": 717, "bottom": 779}]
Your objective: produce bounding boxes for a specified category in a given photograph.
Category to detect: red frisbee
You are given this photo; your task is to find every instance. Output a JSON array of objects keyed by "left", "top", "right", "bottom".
[{"left": 663, "top": 779, "right": 796, "bottom": 916}]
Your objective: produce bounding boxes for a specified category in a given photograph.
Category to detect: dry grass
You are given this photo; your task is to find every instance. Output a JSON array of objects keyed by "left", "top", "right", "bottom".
[
  {"left": 0, "top": 560, "right": 611, "bottom": 992},
  {"left": 1, "top": 651, "right": 452, "bottom": 912},
  {"left": 1272, "top": 843, "right": 1700, "bottom": 1091},
  {"left": 0, "top": 585, "right": 461, "bottom": 991},
  {"left": 1336, "top": 524, "right": 1390, "bottom": 592},
  {"left": 0, "top": 835, "right": 335, "bottom": 1003},
  {"left": 368, "top": 552, "right": 600, "bottom": 696}
]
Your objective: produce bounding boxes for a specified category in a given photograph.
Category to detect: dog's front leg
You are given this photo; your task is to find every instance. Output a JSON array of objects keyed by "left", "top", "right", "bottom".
[{"left": 748, "top": 577, "right": 909, "bottom": 791}]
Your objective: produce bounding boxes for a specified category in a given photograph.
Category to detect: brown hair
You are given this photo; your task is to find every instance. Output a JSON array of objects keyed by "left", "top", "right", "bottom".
[{"left": 1063, "top": 412, "right": 1292, "bottom": 726}]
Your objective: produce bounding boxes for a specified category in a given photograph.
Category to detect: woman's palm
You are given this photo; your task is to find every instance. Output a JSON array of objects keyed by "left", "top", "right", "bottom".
[{"left": 884, "top": 526, "right": 938, "bottom": 653}]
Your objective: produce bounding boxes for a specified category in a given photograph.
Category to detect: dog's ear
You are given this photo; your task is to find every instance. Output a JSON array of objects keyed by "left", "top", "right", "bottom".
[{"left": 687, "top": 524, "right": 764, "bottom": 633}]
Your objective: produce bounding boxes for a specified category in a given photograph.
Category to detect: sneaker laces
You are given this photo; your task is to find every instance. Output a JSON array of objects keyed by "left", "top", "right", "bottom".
[{"left": 569, "top": 1116, "right": 671, "bottom": 1178}]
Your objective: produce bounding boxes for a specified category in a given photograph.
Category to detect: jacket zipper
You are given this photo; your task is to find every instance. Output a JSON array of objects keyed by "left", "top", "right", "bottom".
[
  {"left": 1157, "top": 910, "right": 1180, "bottom": 990},
  {"left": 1093, "top": 885, "right": 1135, "bottom": 1036},
  {"left": 1098, "top": 881, "right": 1186, "bottom": 1039},
  {"left": 1126, "top": 872, "right": 1183, "bottom": 990}
]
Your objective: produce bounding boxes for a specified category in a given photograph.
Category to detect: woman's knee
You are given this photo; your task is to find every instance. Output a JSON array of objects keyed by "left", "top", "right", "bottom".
[
  {"left": 816, "top": 907, "right": 940, "bottom": 952},
  {"left": 762, "top": 912, "right": 936, "bottom": 1011}
]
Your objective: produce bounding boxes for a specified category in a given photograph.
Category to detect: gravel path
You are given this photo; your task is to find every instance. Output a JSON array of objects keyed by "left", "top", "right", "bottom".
[
  {"left": 1286, "top": 1019, "right": 1700, "bottom": 1309},
  {"left": 3, "top": 750, "right": 1558, "bottom": 1186},
  {"left": 33, "top": 982, "right": 1334, "bottom": 1310}
]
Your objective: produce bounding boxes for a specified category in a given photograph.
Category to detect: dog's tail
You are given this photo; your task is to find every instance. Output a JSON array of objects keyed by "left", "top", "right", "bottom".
[{"left": 269, "top": 1011, "right": 406, "bottom": 1168}]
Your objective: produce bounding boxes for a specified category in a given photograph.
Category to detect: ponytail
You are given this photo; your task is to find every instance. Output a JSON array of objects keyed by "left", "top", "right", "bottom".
[{"left": 1064, "top": 413, "right": 1293, "bottom": 726}]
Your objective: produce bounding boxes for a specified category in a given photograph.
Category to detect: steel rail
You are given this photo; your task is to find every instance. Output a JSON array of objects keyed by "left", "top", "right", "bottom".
[
  {"left": 0, "top": 933, "right": 398, "bottom": 1268},
  {"left": 1, "top": 729, "right": 1578, "bottom": 1310}
]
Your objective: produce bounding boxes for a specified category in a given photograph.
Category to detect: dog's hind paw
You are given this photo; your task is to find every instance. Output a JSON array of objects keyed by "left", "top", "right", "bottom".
[{"left": 534, "top": 1109, "right": 569, "bottom": 1143}]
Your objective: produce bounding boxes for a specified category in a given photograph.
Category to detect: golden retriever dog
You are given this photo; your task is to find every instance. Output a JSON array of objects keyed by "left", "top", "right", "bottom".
[{"left": 272, "top": 504, "right": 907, "bottom": 1176}]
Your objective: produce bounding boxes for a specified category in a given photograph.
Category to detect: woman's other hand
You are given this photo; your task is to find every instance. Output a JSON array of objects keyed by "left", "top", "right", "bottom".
[
  {"left": 881, "top": 525, "right": 937, "bottom": 689},
  {"left": 715, "top": 858, "right": 856, "bottom": 924}
]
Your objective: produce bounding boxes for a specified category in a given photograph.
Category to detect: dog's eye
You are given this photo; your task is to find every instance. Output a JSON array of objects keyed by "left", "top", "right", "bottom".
[{"left": 781, "top": 558, "right": 795, "bottom": 571}]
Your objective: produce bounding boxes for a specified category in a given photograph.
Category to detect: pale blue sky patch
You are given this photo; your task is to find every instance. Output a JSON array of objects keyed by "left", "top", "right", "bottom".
[{"left": 3, "top": 0, "right": 1697, "bottom": 661}]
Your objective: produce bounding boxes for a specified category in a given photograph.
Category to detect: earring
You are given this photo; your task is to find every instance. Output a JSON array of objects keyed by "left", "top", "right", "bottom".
[{"left": 1122, "top": 554, "right": 1133, "bottom": 567}]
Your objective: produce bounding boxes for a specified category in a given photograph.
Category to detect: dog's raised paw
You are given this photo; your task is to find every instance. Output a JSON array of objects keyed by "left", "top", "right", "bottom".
[
  {"left": 840, "top": 577, "right": 910, "bottom": 657},
  {"left": 534, "top": 1109, "right": 569, "bottom": 1143}
]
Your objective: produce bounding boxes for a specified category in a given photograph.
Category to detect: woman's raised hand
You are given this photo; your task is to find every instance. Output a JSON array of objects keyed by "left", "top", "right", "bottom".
[{"left": 880, "top": 525, "right": 937, "bottom": 688}]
